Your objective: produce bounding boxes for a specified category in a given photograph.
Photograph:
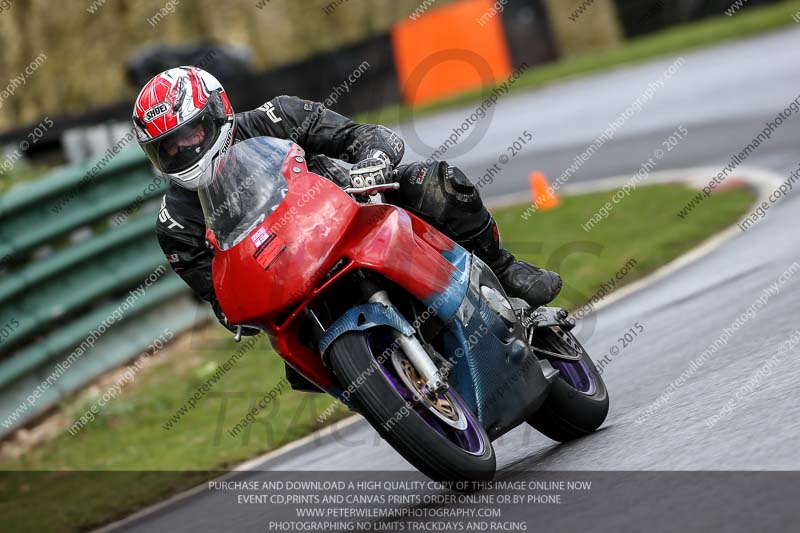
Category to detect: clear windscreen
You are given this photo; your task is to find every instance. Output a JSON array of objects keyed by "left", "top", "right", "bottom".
[{"left": 198, "top": 136, "right": 292, "bottom": 250}]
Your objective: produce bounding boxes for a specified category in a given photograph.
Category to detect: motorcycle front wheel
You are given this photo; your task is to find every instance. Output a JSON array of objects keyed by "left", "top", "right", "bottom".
[{"left": 329, "top": 328, "right": 496, "bottom": 483}]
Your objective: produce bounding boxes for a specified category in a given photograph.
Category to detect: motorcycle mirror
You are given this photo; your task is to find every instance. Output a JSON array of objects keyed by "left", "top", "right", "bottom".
[{"left": 205, "top": 229, "right": 220, "bottom": 251}]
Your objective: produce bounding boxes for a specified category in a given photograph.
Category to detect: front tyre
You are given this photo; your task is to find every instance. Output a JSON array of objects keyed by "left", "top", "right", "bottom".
[
  {"left": 527, "top": 327, "right": 609, "bottom": 442},
  {"left": 329, "top": 329, "right": 495, "bottom": 483}
]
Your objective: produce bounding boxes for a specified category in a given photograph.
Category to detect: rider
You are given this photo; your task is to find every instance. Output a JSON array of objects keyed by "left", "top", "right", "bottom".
[{"left": 132, "top": 67, "right": 562, "bottom": 336}]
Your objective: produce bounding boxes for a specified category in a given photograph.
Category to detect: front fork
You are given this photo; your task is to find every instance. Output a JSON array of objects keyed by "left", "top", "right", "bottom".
[{"left": 368, "top": 290, "right": 450, "bottom": 394}]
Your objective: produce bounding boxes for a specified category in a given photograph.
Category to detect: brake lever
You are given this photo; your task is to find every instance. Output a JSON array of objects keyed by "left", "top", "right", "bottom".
[{"left": 343, "top": 182, "right": 400, "bottom": 195}]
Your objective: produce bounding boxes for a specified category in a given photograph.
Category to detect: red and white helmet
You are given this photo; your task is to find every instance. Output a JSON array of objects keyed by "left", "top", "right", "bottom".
[{"left": 132, "top": 66, "right": 234, "bottom": 190}]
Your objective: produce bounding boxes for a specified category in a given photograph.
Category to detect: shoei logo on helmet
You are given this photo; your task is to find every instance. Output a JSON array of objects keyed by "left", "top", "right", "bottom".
[
  {"left": 144, "top": 102, "right": 170, "bottom": 122},
  {"left": 219, "top": 126, "right": 232, "bottom": 155}
]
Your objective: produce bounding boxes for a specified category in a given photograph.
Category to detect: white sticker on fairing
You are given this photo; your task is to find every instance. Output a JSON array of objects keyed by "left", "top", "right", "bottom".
[
  {"left": 251, "top": 227, "right": 270, "bottom": 247},
  {"left": 144, "top": 102, "right": 169, "bottom": 122}
]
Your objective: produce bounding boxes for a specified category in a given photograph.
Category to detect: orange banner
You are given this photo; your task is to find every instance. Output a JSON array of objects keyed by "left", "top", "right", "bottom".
[{"left": 392, "top": 0, "right": 513, "bottom": 107}]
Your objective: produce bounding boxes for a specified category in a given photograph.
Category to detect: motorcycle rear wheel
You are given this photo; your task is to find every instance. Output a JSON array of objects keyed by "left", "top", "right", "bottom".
[
  {"left": 527, "top": 327, "right": 609, "bottom": 442},
  {"left": 329, "top": 329, "right": 496, "bottom": 483}
]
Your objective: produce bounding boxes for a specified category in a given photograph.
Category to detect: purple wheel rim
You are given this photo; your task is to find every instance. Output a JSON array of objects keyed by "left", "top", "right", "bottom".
[
  {"left": 550, "top": 357, "right": 596, "bottom": 395},
  {"left": 546, "top": 329, "right": 597, "bottom": 395},
  {"left": 367, "top": 333, "right": 486, "bottom": 456}
]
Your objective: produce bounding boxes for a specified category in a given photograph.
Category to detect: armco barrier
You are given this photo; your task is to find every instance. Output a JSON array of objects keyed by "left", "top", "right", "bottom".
[{"left": 0, "top": 145, "right": 210, "bottom": 438}]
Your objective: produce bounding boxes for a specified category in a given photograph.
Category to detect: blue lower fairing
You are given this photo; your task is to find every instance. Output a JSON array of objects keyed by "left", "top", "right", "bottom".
[{"left": 433, "top": 246, "right": 552, "bottom": 439}]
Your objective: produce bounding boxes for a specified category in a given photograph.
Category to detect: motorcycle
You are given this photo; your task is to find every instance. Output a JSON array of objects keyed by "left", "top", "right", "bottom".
[{"left": 202, "top": 136, "right": 609, "bottom": 482}]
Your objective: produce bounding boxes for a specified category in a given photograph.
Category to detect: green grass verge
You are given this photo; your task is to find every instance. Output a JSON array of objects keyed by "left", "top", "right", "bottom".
[
  {"left": 356, "top": 1, "right": 800, "bottom": 126},
  {"left": 0, "top": 183, "right": 755, "bottom": 532},
  {"left": 496, "top": 184, "right": 756, "bottom": 311}
]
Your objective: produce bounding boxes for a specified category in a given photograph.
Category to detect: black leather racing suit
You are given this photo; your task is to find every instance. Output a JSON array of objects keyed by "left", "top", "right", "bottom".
[{"left": 156, "top": 95, "right": 494, "bottom": 313}]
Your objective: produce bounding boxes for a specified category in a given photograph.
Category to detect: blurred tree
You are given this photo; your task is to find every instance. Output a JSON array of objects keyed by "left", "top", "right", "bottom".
[
  {"left": 0, "top": 0, "right": 467, "bottom": 130},
  {"left": 542, "top": 0, "right": 623, "bottom": 56}
]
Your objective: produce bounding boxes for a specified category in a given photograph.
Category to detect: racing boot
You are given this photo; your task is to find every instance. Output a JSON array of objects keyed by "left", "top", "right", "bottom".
[{"left": 458, "top": 215, "right": 562, "bottom": 308}]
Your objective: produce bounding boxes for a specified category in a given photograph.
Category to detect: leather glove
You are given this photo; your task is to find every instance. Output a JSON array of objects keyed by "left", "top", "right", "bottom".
[
  {"left": 211, "top": 300, "right": 260, "bottom": 337},
  {"left": 348, "top": 151, "right": 394, "bottom": 190}
]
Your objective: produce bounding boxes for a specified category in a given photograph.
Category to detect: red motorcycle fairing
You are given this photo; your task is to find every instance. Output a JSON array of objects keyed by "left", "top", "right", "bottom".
[{"left": 208, "top": 144, "right": 458, "bottom": 391}]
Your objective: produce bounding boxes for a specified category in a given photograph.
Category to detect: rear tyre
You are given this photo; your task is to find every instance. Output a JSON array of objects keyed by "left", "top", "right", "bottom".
[
  {"left": 329, "top": 330, "right": 495, "bottom": 483},
  {"left": 527, "top": 327, "right": 609, "bottom": 442}
]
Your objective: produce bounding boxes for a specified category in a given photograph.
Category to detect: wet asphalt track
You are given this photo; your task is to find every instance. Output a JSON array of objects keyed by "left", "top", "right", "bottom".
[{"left": 109, "top": 28, "right": 800, "bottom": 532}]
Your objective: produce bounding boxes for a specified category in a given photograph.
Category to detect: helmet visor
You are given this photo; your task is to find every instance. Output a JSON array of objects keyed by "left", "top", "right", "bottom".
[{"left": 141, "top": 110, "right": 220, "bottom": 175}]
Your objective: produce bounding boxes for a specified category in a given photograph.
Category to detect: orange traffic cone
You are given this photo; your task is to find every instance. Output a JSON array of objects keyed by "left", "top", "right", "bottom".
[{"left": 529, "top": 171, "right": 559, "bottom": 211}]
